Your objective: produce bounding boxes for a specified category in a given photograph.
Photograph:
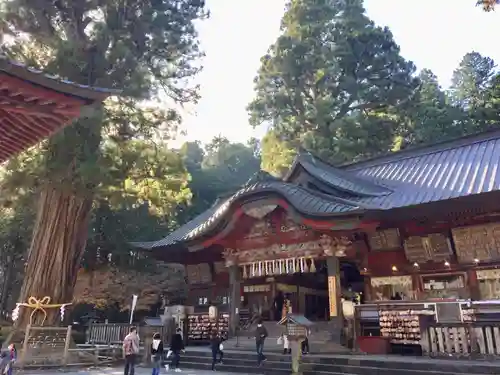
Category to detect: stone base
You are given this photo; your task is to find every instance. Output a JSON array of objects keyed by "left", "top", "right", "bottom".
[{"left": 318, "top": 341, "right": 351, "bottom": 354}]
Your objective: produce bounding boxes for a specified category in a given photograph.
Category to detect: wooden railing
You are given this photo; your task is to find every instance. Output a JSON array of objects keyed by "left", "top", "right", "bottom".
[
  {"left": 423, "top": 322, "right": 500, "bottom": 357},
  {"left": 86, "top": 322, "right": 173, "bottom": 346}
]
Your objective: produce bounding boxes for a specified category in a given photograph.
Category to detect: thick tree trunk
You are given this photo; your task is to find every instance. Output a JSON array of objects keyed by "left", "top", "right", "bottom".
[{"left": 16, "top": 184, "right": 92, "bottom": 327}]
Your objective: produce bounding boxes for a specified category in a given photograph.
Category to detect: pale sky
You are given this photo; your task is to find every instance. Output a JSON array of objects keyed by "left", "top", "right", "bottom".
[{"left": 174, "top": 0, "right": 500, "bottom": 146}]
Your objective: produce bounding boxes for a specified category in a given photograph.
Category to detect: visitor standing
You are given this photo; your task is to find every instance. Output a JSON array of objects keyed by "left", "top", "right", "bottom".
[
  {"left": 170, "top": 327, "right": 185, "bottom": 372},
  {"left": 301, "top": 336, "right": 310, "bottom": 355},
  {"left": 255, "top": 319, "right": 268, "bottom": 366},
  {"left": 281, "top": 294, "right": 292, "bottom": 319},
  {"left": 150, "top": 332, "right": 164, "bottom": 375},
  {"left": 1, "top": 344, "right": 16, "bottom": 375},
  {"left": 123, "top": 326, "right": 140, "bottom": 375},
  {"left": 274, "top": 292, "right": 284, "bottom": 321}
]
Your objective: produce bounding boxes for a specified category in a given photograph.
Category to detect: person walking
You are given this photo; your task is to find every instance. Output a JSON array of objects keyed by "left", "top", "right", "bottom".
[
  {"left": 123, "top": 327, "right": 140, "bottom": 375},
  {"left": 150, "top": 333, "right": 164, "bottom": 375},
  {"left": 169, "top": 328, "right": 185, "bottom": 372},
  {"left": 301, "top": 336, "right": 310, "bottom": 355},
  {"left": 209, "top": 331, "right": 224, "bottom": 371},
  {"left": 254, "top": 319, "right": 268, "bottom": 366}
]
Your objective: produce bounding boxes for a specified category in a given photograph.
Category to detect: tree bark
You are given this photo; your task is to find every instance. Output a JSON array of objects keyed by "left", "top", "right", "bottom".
[{"left": 16, "top": 184, "right": 92, "bottom": 327}]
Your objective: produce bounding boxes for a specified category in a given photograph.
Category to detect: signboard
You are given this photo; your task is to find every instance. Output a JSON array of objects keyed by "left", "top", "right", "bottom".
[
  {"left": 403, "top": 233, "right": 452, "bottom": 263},
  {"left": 328, "top": 276, "right": 338, "bottom": 317},
  {"left": 186, "top": 263, "right": 212, "bottom": 284},
  {"left": 452, "top": 223, "right": 500, "bottom": 263},
  {"left": 368, "top": 229, "right": 401, "bottom": 251},
  {"left": 403, "top": 236, "right": 428, "bottom": 263}
]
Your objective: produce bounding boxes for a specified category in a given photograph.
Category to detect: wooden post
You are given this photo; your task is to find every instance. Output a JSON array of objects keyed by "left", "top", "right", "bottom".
[
  {"left": 62, "top": 325, "right": 72, "bottom": 366},
  {"left": 19, "top": 324, "right": 31, "bottom": 366},
  {"left": 326, "top": 256, "right": 344, "bottom": 345},
  {"left": 467, "top": 269, "right": 480, "bottom": 300},
  {"left": 94, "top": 346, "right": 100, "bottom": 364},
  {"left": 143, "top": 336, "right": 152, "bottom": 364},
  {"left": 290, "top": 339, "right": 303, "bottom": 375},
  {"left": 228, "top": 264, "right": 241, "bottom": 337},
  {"left": 86, "top": 320, "right": 92, "bottom": 344}
]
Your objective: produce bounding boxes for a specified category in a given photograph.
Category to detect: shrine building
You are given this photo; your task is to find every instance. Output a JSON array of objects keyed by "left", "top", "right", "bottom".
[
  {"left": 0, "top": 54, "right": 116, "bottom": 162},
  {"left": 136, "top": 129, "right": 500, "bottom": 356}
]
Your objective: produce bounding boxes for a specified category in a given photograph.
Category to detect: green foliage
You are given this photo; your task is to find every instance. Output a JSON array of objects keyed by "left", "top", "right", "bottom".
[
  {"left": 99, "top": 140, "right": 192, "bottom": 215},
  {"left": 393, "top": 69, "right": 463, "bottom": 148},
  {"left": 0, "top": 0, "right": 206, "bottom": 286},
  {"left": 202, "top": 136, "right": 261, "bottom": 191},
  {"left": 252, "top": 1, "right": 500, "bottom": 164},
  {"left": 450, "top": 52, "right": 495, "bottom": 109},
  {"left": 83, "top": 203, "right": 169, "bottom": 270},
  {"left": 177, "top": 137, "right": 261, "bottom": 223},
  {"left": 0, "top": 0, "right": 207, "bottom": 190},
  {"left": 248, "top": 0, "right": 418, "bottom": 164},
  {"left": 0, "top": 206, "right": 33, "bottom": 310},
  {"left": 260, "top": 130, "right": 296, "bottom": 177}
]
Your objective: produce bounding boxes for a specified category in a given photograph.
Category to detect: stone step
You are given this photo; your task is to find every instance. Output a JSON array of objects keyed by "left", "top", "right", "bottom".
[
  {"left": 176, "top": 349, "right": 499, "bottom": 375},
  {"left": 222, "top": 336, "right": 347, "bottom": 354}
]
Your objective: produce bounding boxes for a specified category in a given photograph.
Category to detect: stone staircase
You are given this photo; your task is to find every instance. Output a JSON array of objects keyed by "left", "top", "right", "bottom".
[
  {"left": 223, "top": 321, "right": 284, "bottom": 352},
  {"left": 223, "top": 321, "right": 345, "bottom": 353},
  {"left": 178, "top": 349, "right": 500, "bottom": 375}
]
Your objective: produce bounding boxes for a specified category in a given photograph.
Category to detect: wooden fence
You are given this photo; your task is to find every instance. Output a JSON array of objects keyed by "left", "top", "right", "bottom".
[
  {"left": 86, "top": 322, "right": 173, "bottom": 346},
  {"left": 423, "top": 322, "right": 500, "bottom": 357},
  {"left": 18, "top": 325, "right": 73, "bottom": 367}
]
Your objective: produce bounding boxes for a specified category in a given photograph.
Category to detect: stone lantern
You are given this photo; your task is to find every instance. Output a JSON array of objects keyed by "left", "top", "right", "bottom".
[{"left": 278, "top": 314, "right": 314, "bottom": 375}]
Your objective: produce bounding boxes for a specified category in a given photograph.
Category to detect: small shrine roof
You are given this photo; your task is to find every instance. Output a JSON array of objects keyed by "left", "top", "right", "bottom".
[
  {"left": 278, "top": 314, "right": 314, "bottom": 327},
  {"left": 0, "top": 56, "right": 118, "bottom": 163},
  {"left": 134, "top": 129, "right": 500, "bottom": 253}
]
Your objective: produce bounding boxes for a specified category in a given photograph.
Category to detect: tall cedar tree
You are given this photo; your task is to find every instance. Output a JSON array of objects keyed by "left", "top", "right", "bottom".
[
  {"left": 449, "top": 52, "right": 496, "bottom": 134},
  {"left": 393, "top": 69, "right": 462, "bottom": 149},
  {"left": 248, "top": 0, "right": 418, "bottom": 166},
  {"left": 0, "top": 0, "right": 206, "bottom": 326}
]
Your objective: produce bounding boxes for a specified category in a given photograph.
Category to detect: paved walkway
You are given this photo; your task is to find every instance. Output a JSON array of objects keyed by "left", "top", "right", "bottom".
[
  {"left": 19, "top": 368, "right": 249, "bottom": 375},
  {"left": 186, "top": 346, "right": 500, "bottom": 368}
]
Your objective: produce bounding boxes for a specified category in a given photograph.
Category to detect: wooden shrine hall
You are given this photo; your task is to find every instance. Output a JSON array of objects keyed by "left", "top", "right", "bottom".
[
  {"left": 136, "top": 130, "right": 500, "bottom": 353},
  {"left": 0, "top": 54, "right": 115, "bottom": 162}
]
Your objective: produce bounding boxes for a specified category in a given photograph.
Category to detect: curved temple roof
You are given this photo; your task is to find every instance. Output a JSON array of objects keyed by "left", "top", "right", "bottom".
[
  {"left": 287, "top": 152, "right": 393, "bottom": 197},
  {"left": 0, "top": 56, "right": 118, "bottom": 163},
  {"left": 133, "top": 179, "right": 369, "bottom": 250},
  {"left": 135, "top": 129, "right": 500, "bottom": 252}
]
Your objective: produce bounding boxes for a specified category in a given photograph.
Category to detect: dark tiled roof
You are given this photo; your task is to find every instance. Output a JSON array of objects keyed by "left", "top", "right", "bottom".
[
  {"left": 0, "top": 55, "right": 120, "bottom": 101},
  {"left": 134, "top": 180, "right": 367, "bottom": 249},
  {"left": 343, "top": 130, "right": 500, "bottom": 209},
  {"left": 135, "top": 130, "right": 500, "bottom": 251},
  {"left": 290, "top": 152, "right": 392, "bottom": 197}
]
